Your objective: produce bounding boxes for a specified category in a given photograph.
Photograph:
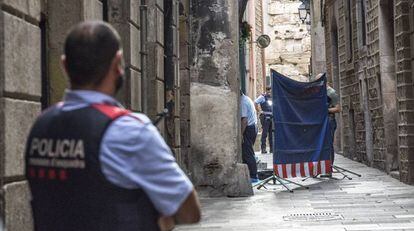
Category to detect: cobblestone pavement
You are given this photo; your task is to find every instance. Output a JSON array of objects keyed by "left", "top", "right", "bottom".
[{"left": 177, "top": 154, "right": 414, "bottom": 231}]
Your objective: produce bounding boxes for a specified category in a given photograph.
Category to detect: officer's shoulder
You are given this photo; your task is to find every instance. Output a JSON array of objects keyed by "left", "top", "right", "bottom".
[
  {"left": 110, "top": 112, "right": 152, "bottom": 128},
  {"left": 125, "top": 112, "right": 152, "bottom": 125}
]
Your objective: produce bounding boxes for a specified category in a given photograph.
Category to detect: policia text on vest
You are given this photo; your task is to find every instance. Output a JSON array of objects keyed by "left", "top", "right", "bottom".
[{"left": 28, "top": 138, "right": 85, "bottom": 169}]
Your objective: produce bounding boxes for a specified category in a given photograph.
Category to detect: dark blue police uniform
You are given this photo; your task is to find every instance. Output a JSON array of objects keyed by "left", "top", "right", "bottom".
[
  {"left": 255, "top": 93, "right": 273, "bottom": 153},
  {"left": 25, "top": 103, "right": 159, "bottom": 231}
]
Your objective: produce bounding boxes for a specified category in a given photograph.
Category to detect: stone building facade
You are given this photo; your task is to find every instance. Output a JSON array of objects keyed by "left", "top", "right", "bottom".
[
  {"left": 244, "top": 0, "right": 266, "bottom": 98},
  {"left": 264, "top": 0, "right": 311, "bottom": 82},
  {"left": 319, "top": 0, "right": 414, "bottom": 184},
  {"left": 0, "top": 0, "right": 252, "bottom": 229}
]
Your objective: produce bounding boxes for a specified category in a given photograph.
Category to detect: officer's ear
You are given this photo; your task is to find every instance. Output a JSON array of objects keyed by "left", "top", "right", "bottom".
[
  {"left": 111, "top": 50, "right": 124, "bottom": 77},
  {"left": 61, "top": 55, "right": 69, "bottom": 76}
]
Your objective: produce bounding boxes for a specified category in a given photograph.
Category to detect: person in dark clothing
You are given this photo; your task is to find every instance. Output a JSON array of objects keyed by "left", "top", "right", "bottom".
[
  {"left": 25, "top": 21, "right": 200, "bottom": 231},
  {"left": 241, "top": 92, "right": 259, "bottom": 183},
  {"left": 327, "top": 83, "right": 341, "bottom": 165},
  {"left": 255, "top": 87, "right": 273, "bottom": 154}
]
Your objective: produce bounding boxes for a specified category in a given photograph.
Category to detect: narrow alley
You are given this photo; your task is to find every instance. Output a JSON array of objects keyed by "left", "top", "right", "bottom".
[
  {"left": 0, "top": 0, "right": 414, "bottom": 230},
  {"left": 178, "top": 154, "right": 414, "bottom": 231}
]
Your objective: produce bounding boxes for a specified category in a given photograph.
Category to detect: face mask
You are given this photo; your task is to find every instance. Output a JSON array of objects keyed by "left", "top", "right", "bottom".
[{"left": 115, "top": 73, "right": 124, "bottom": 94}]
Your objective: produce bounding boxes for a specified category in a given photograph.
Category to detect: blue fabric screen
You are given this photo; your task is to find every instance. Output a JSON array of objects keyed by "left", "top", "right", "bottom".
[{"left": 271, "top": 70, "right": 332, "bottom": 178}]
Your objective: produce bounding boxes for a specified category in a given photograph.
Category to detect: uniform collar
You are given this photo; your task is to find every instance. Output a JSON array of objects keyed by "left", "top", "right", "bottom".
[{"left": 63, "top": 90, "right": 121, "bottom": 106}]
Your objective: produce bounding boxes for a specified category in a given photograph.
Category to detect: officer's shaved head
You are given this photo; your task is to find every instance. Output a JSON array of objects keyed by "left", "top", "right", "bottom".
[{"left": 64, "top": 21, "right": 122, "bottom": 87}]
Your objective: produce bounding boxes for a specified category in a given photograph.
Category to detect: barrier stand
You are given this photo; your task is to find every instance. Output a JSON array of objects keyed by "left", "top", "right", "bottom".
[
  {"left": 332, "top": 165, "right": 362, "bottom": 180},
  {"left": 253, "top": 173, "right": 309, "bottom": 193},
  {"left": 302, "top": 165, "right": 362, "bottom": 181}
]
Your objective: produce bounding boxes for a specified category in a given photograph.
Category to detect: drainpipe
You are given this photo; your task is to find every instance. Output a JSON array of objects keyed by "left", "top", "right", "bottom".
[{"left": 140, "top": 2, "right": 148, "bottom": 114}]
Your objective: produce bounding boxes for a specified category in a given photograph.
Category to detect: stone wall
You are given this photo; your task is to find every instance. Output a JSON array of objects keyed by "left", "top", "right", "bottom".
[
  {"left": 46, "top": 0, "right": 103, "bottom": 105},
  {"left": 164, "top": 0, "right": 181, "bottom": 169},
  {"left": 310, "top": 0, "right": 326, "bottom": 76},
  {"left": 395, "top": 0, "right": 414, "bottom": 183},
  {"left": 0, "top": 0, "right": 107, "bottom": 229},
  {"left": 0, "top": 0, "right": 254, "bottom": 228},
  {"left": 255, "top": 0, "right": 266, "bottom": 94},
  {"left": 107, "top": 0, "right": 142, "bottom": 111},
  {"left": 0, "top": 0, "right": 184, "bottom": 229},
  {"left": 410, "top": 0, "right": 414, "bottom": 182},
  {"left": 264, "top": 0, "right": 311, "bottom": 81},
  {"left": 179, "top": 0, "right": 191, "bottom": 173},
  {"left": 245, "top": 0, "right": 266, "bottom": 98},
  {"left": 323, "top": 0, "right": 414, "bottom": 184},
  {"left": 143, "top": 0, "right": 166, "bottom": 134},
  {"left": 189, "top": 0, "right": 252, "bottom": 197},
  {"left": 0, "top": 1, "right": 42, "bottom": 229}
]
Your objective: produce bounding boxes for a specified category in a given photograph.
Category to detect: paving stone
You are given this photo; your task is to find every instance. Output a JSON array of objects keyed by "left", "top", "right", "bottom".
[{"left": 176, "top": 154, "right": 414, "bottom": 230}]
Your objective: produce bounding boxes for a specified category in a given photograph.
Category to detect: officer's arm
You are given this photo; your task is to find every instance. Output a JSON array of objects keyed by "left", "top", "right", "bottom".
[
  {"left": 158, "top": 189, "right": 201, "bottom": 230},
  {"left": 241, "top": 117, "right": 248, "bottom": 135},
  {"left": 254, "top": 103, "right": 261, "bottom": 113},
  {"left": 254, "top": 96, "right": 263, "bottom": 112},
  {"left": 174, "top": 189, "right": 201, "bottom": 223},
  {"left": 328, "top": 104, "right": 341, "bottom": 114}
]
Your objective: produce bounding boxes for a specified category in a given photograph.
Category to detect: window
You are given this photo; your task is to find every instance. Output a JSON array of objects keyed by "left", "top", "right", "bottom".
[{"left": 360, "top": 0, "right": 367, "bottom": 46}]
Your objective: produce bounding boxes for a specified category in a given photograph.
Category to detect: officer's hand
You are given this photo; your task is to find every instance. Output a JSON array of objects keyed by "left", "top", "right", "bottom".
[{"left": 158, "top": 216, "right": 175, "bottom": 231}]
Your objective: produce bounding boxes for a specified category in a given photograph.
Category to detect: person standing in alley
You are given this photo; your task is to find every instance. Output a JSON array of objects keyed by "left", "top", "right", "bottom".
[
  {"left": 327, "top": 82, "right": 341, "bottom": 166},
  {"left": 241, "top": 91, "right": 259, "bottom": 183},
  {"left": 255, "top": 86, "right": 273, "bottom": 154},
  {"left": 25, "top": 21, "right": 200, "bottom": 231}
]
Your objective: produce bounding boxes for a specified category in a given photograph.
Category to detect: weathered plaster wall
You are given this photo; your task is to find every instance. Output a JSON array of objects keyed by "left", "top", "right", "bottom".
[
  {"left": 190, "top": 0, "right": 252, "bottom": 197},
  {"left": 310, "top": 0, "right": 326, "bottom": 76}
]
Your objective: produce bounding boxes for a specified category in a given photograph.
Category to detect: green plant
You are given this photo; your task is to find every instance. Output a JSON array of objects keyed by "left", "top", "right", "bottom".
[{"left": 240, "top": 21, "right": 252, "bottom": 43}]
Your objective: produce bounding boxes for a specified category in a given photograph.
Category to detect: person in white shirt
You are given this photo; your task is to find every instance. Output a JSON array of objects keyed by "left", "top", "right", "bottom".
[{"left": 241, "top": 91, "right": 259, "bottom": 183}]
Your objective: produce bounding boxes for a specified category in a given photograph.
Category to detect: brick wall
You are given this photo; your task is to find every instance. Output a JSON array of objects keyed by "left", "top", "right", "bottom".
[
  {"left": 143, "top": 0, "right": 166, "bottom": 134},
  {"left": 0, "top": 0, "right": 189, "bottom": 229},
  {"left": 366, "top": 0, "right": 386, "bottom": 169},
  {"left": 324, "top": 0, "right": 414, "bottom": 183},
  {"left": 335, "top": 0, "right": 367, "bottom": 164},
  {"left": 107, "top": 0, "right": 142, "bottom": 111},
  {"left": 395, "top": 0, "right": 414, "bottom": 183},
  {"left": 411, "top": 1, "right": 414, "bottom": 175},
  {"left": 324, "top": 0, "right": 388, "bottom": 167},
  {"left": 164, "top": 0, "right": 182, "bottom": 168}
]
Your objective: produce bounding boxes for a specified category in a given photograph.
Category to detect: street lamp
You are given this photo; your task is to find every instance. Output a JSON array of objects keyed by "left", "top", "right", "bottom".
[
  {"left": 255, "top": 34, "right": 271, "bottom": 48},
  {"left": 298, "top": 3, "right": 307, "bottom": 23}
]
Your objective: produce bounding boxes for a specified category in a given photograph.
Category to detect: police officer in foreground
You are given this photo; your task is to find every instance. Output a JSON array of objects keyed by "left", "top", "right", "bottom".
[
  {"left": 25, "top": 21, "right": 200, "bottom": 231},
  {"left": 254, "top": 87, "right": 273, "bottom": 154}
]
